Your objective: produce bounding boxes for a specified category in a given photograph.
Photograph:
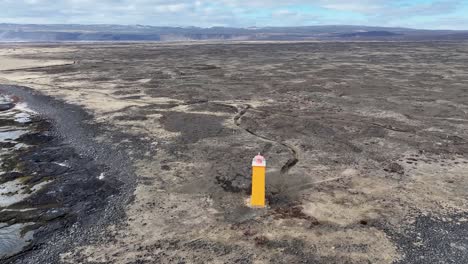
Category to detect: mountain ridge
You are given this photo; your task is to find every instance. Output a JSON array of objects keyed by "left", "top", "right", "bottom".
[{"left": 1, "top": 23, "right": 468, "bottom": 42}]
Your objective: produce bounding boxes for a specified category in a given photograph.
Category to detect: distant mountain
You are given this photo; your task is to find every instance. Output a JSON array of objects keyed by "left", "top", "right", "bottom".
[
  {"left": 336, "top": 31, "right": 402, "bottom": 38},
  {"left": 1, "top": 23, "right": 467, "bottom": 42}
]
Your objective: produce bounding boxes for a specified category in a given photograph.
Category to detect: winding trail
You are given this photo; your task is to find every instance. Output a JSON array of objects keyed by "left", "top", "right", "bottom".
[
  {"left": 226, "top": 103, "right": 300, "bottom": 175},
  {"left": 114, "top": 99, "right": 301, "bottom": 175}
]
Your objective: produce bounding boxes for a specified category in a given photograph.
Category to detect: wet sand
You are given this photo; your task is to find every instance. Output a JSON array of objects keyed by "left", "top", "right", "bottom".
[{"left": 0, "top": 42, "right": 467, "bottom": 263}]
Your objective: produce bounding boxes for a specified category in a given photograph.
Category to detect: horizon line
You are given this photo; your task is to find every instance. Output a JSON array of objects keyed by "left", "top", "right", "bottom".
[{"left": 2, "top": 22, "right": 468, "bottom": 31}]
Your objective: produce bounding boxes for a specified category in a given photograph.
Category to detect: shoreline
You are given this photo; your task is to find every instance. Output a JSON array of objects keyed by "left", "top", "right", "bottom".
[{"left": 0, "top": 85, "right": 136, "bottom": 263}]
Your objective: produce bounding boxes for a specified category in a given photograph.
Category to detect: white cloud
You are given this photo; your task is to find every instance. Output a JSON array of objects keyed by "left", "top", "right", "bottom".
[
  {"left": 321, "top": 3, "right": 382, "bottom": 13},
  {"left": 154, "top": 3, "right": 189, "bottom": 13},
  {"left": 0, "top": 0, "right": 465, "bottom": 29},
  {"left": 273, "top": 10, "right": 297, "bottom": 16}
]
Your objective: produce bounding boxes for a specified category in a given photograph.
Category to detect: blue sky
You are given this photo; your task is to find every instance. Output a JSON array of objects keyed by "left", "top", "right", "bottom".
[{"left": 1, "top": 0, "right": 468, "bottom": 29}]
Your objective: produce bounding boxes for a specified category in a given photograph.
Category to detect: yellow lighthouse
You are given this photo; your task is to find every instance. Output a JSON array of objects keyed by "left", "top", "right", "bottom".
[{"left": 251, "top": 153, "right": 266, "bottom": 208}]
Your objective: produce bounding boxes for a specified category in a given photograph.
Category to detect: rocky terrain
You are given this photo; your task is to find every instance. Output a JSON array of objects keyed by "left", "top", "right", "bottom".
[
  {"left": 0, "top": 85, "right": 136, "bottom": 263},
  {"left": 0, "top": 41, "right": 467, "bottom": 263}
]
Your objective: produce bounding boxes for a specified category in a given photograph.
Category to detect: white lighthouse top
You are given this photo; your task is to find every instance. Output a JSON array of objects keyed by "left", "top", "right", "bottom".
[{"left": 252, "top": 153, "right": 266, "bottom": 167}]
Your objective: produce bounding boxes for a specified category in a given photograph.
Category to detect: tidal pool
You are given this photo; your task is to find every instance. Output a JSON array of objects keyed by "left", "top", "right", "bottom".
[
  {"left": 0, "top": 95, "right": 39, "bottom": 260},
  {"left": 0, "top": 223, "right": 35, "bottom": 259}
]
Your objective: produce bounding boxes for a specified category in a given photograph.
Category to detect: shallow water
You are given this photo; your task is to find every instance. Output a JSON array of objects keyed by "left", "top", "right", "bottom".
[
  {"left": 0, "top": 129, "right": 28, "bottom": 141},
  {"left": 0, "top": 223, "right": 34, "bottom": 259},
  {"left": 0, "top": 85, "right": 127, "bottom": 263},
  {"left": 14, "top": 113, "right": 32, "bottom": 123},
  {"left": 0, "top": 95, "right": 42, "bottom": 259}
]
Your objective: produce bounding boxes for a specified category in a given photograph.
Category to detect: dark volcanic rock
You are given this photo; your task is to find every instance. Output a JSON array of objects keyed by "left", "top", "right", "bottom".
[
  {"left": 384, "top": 162, "right": 404, "bottom": 174},
  {"left": 392, "top": 214, "right": 468, "bottom": 264},
  {"left": 0, "top": 103, "right": 15, "bottom": 111},
  {"left": 0, "top": 85, "right": 137, "bottom": 263},
  {"left": 160, "top": 112, "right": 234, "bottom": 144}
]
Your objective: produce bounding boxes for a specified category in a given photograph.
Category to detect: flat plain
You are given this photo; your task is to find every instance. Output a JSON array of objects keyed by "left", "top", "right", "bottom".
[{"left": 0, "top": 41, "right": 467, "bottom": 263}]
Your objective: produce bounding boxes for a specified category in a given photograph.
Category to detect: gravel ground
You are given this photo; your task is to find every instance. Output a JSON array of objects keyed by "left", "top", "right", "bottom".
[{"left": 0, "top": 41, "right": 467, "bottom": 263}]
